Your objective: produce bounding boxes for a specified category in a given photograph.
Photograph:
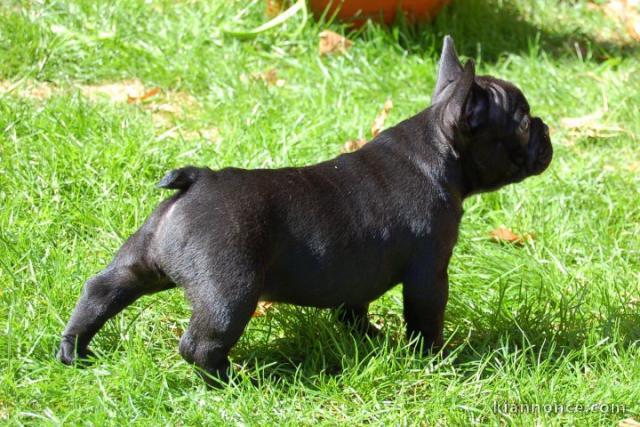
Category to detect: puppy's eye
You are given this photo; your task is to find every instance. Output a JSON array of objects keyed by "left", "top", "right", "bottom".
[{"left": 519, "top": 116, "right": 530, "bottom": 133}]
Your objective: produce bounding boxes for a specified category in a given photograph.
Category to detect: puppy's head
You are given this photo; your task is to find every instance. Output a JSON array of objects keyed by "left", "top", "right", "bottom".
[{"left": 432, "top": 36, "right": 552, "bottom": 194}]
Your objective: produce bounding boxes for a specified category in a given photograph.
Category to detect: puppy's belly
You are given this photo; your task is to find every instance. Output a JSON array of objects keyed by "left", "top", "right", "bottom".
[
  {"left": 261, "top": 256, "right": 401, "bottom": 308},
  {"left": 260, "top": 279, "right": 395, "bottom": 308}
]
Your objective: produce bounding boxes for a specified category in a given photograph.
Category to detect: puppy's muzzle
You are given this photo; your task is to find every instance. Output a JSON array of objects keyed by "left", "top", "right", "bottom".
[{"left": 527, "top": 118, "right": 553, "bottom": 175}]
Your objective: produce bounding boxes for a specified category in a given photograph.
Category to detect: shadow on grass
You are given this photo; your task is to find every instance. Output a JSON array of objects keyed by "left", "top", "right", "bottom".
[
  {"left": 451, "top": 307, "right": 640, "bottom": 366},
  {"left": 230, "top": 307, "right": 407, "bottom": 385},
  {"left": 352, "top": 0, "right": 639, "bottom": 62},
  {"left": 89, "top": 293, "right": 639, "bottom": 385},
  {"left": 229, "top": 299, "right": 640, "bottom": 384}
]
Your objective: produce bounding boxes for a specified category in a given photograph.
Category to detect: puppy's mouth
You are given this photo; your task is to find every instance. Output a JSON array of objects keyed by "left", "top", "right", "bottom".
[{"left": 526, "top": 118, "right": 553, "bottom": 175}]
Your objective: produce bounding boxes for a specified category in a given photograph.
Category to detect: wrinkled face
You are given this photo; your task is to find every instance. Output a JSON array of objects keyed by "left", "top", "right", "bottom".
[
  {"left": 462, "top": 76, "right": 553, "bottom": 193},
  {"left": 432, "top": 36, "right": 552, "bottom": 195}
]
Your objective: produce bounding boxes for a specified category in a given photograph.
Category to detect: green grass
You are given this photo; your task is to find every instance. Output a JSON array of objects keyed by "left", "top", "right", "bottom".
[{"left": 1, "top": 0, "right": 639, "bottom": 424}]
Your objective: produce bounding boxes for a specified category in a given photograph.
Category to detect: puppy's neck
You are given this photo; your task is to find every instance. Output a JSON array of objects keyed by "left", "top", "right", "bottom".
[
  {"left": 369, "top": 107, "right": 470, "bottom": 202},
  {"left": 423, "top": 104, "right": 478, "bottom": 199}
]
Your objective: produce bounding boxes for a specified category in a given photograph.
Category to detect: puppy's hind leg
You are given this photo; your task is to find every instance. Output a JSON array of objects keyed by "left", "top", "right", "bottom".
[
  {"left": 58, "top": 233, "right": 174, "bottom": 365},
  {"left": 178, "top": 270, "right": 261, "bottom": 386}
]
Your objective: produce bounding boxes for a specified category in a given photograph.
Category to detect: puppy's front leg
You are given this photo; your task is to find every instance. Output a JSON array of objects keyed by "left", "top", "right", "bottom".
[{"left": 402, "top": 268, "right": 449, "bottom": 354}]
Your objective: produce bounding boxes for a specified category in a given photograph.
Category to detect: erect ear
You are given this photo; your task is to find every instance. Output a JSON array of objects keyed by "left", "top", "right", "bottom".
[
  {"left": 432, "top": 35, "right": 463, "bottom": 104},
  {"left": 441, "top": 59, "right": 474, "bottom": 131},
  {"left": 441, "top": 59, "right": 489, "bottom": 137}
]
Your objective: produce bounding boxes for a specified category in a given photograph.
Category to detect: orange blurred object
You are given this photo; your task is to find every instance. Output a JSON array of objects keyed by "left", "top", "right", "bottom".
[{"left": 309, "top": 0, "right": 450, "bottom": 26}]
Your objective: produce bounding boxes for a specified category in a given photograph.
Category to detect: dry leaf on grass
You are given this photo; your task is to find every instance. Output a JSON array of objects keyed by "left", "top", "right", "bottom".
[
  {"left": 79, "top": 79, "right": 146, "bottom": 103},
  {"left": 2, "top": 78, "right": 204, "bottom": 136},
  {"left": 319, "top": 30, "right": 353, "bottom": 55},
  {"left": 79, "top": 81, "right": 198, "bottom": 118},
  {"left": 489, "top": 226, "right": 534, "bottom": 246},
  {"left": 266, "top": 0, "right": 286, "bottom": 17},
  {"left": 619, "top": 418, "right": 640, "bottom": 427},
  {"left": 341, "top": 99, "right": 394, "bottom": 153},
  {"left": 147, "top": 91, "right": 201, "bottom": 131},
  {"left": 341, "top": 138, "right": 368, "bottom": 153},
  {"left": 371, "top": 99, "right": 393, "bottom": 137},
  {"left": 127, "top": 86, "right": 161, "bottom": 104},
  {"left": 252, "top": 301, "right": 274, "bottom": 317},
  {"left": 251, "top": 68, "right": 285, "bottom": 87},
  {"left": 149, "top": 92, "right": 198, "bottom": 114}
]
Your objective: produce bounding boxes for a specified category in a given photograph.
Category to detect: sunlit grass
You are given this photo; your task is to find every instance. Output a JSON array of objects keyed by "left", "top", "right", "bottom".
[{"left": 1, "top": 0, "right": 639, "bottom": 424}]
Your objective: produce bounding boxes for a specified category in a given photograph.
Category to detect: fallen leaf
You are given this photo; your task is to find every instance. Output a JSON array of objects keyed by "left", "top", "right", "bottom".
[
  {"left": 319, "top": 30, "right": 353, "bottom": 55},
  {"left": 341, "top": 99, "right": 393, "bottom": 153},
  {"left": 266, "top": 0, "right": 286, "bottom": 17},
  {"left": 148, "top": 91, "right": 201, "bottom": 130},
  {"left": 127, "top": 86, "right": 161, "bottom": 104},
  {"left": 619, "top": 418, "right": 640, "bottom": 427},
  {"left": 251, "top": 68, "right": 285, "bottom": 87},
  {"left": 2, "top": 79, "right": 204, "bottom": 133},
  {"left": 371, "top": 99, "right": 393, "bottom": 137},
  {"left": 252, "top": 301, "right": 274, "bottom": 317},
  {"left": 341, "top": 139, "right": 367, "bottom": 153},
  {"left": 489, "top": 226, "right": 534, "bottom": 246},
  {"left": 79, "top": 79, "right": 146, "bottom": 103}
]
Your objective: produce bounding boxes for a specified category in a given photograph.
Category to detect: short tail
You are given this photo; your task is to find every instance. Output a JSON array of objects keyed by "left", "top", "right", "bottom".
[{"left": 156, "top": 166, "right": 202, "bottom": 190}]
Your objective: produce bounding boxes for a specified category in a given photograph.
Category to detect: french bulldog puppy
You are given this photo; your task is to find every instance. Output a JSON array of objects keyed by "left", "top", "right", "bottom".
[{"left": 58, "top": 36, "right": 552, "bottom": 385}]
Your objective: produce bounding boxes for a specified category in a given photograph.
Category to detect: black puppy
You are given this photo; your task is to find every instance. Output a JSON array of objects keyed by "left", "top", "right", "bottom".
[{"left": 58, "top": 36, "right": 552, "bottom": 384}]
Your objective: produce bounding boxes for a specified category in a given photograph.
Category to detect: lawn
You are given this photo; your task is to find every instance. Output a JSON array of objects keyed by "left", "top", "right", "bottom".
[{"left": 1, "top": 0, "right": 639, "bottom": 424}]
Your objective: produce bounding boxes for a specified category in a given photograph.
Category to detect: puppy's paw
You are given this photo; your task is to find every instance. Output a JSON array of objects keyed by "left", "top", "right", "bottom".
[
  {"left": 197, "top": 361, "right": 232, "bottom": 389},
  {"left": 57, "top": 336, "right": 94, "bottom": 366}
]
